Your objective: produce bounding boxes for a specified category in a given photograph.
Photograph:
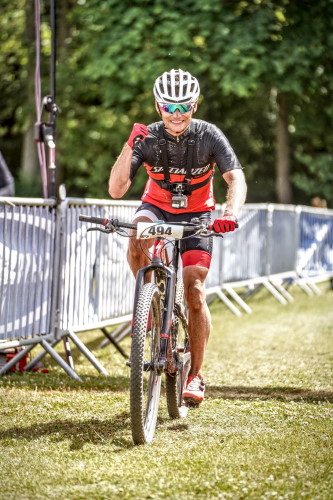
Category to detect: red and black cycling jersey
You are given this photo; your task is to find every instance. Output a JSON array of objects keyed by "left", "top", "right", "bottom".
[{"left": 130, "top": 119, "right": 243, "bottom": 214}]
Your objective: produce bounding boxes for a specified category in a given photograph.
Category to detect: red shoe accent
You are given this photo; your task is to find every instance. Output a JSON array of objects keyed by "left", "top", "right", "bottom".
[{"left": 182, "top": 375, "right": 205, "bottom": 405}]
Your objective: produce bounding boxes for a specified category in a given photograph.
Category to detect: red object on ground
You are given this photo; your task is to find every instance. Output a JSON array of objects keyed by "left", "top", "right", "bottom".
[{"left": 0, "top": 348, "right": 29, "bottom": 372}]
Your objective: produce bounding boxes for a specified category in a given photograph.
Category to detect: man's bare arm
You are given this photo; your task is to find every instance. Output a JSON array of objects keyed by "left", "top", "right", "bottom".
[
  {"left": 222, "top": 169, "right": 247, "bottom": 216},
  {"left": 108, "top": 143, "right": 133, "bottom": 199}
]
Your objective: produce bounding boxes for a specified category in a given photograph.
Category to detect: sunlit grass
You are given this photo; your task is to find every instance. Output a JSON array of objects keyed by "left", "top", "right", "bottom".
[{"left": 0, "top": 283, "right": 332, "bottom": 499}]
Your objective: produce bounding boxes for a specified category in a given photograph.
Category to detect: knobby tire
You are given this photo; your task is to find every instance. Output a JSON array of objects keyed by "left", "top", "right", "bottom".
[{"left": 130, "top": 283, "right": 162, "bottom": 445}]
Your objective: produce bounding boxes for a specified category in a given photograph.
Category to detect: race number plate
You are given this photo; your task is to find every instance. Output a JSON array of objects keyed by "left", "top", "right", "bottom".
[{"left": 136, "top": 222, "right": 184, "bottom": 240}]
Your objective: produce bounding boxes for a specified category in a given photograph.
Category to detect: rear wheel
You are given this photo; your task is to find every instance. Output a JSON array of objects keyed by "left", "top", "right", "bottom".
[
  {"left": 130, "top": 284, "right": 162, "bottom": 444},
  {"left": 165, "top": 278, "right": 190, "bottom": 419}
]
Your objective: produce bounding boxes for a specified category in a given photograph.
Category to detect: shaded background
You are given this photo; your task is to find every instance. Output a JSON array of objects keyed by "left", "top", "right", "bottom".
[{"left": 0, "top": 0, "right": 332, "bottom": 206}]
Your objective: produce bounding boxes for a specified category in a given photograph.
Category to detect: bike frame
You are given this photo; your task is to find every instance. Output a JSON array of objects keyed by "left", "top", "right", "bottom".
[{"left": 132, "top": 237, "right": 181, "bottom": 372}]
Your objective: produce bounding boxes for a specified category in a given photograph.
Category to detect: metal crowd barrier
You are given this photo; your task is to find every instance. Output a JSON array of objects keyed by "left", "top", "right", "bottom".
[
  {"left": 209, "top": 204, "right": 333, "bottom": 315},
  {"left": 0, "top": 198, "right": 75, "bottom": 377},
  {"left": 1, "top": 197, "right": 332, "bottom": 378},
  {"left": 49, "top": 199, "right": 139, "bottom": 377},
  {"left": 0, "top": 198, "right": 57, "bottom": 345},
  {"left": 297, "top": 206, "right": 333, "bottom": 274},
  {"left": 58, "top": 198, "right": 138, "bottom": 332}
]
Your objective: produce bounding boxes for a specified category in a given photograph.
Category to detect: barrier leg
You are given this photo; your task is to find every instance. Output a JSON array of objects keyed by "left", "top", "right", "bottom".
[
  {"left": 269, "top": 279, "right": 294, "bottom": 303},
  {"left": 100, "top": 327, "right": 129, "bottom": 359},
  {"left": 67, "top": 330, "right": 108, "bottom": 375},
  {"left": 24, "top": 339, "right": 60, "bottom": 371},
  {"left": 0, "top": 344, "right": 35, "bottom": 375},
  {"left": 306, "top": 281, "right": 322, "bottom": 295},
  {"left": 98, "top": 322, "right": 130, "bottom": 349},
  {"left": 295, "top": 279, "right": 315, "bottom": 296},
  {"left": 40, "top": 339, "right": 82, "bottom": 381},
  {"left": 26, "top": 337, "right": 75, "bottom": 371},
  {"left": 223, "top": 286, "right": 252, "bottom": 314},
  {"left": 241, "top": 284, "right": 263, "bottom": 300},
  {"left": 262, "top": 279, "right": 288, "bottom": 305},
  {"left": 63, "top": 336, "right": 75, "bottom": 370},
  {"left": 215, "top": 289, "right": 242, "bottom": 317},
  {"left": 114, "top": 323, "right": 132, "bottom": 342}
]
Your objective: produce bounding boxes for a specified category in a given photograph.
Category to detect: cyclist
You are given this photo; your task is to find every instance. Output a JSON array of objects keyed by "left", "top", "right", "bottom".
[{"left": 109, "top": 68, "right": 247, "bottom": 406}]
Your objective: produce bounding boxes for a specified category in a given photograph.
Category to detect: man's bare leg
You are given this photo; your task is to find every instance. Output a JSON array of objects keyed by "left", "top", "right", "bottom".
[
  {"left": 182, "top": 265, "right": 210, "bottom": 379},
  {"left": 127, "top": 216, "right": 154, "bottom": 277}
]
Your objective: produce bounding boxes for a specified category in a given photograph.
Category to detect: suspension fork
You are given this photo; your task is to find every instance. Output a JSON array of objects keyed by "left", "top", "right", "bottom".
[
  {"left": 131, "top": 238, "right": 178, "bottom": 368},
  {"left": 131, "top": 265, "right": 172, "bottom": 333},
  {"left": 152, "top": 239, "right": 179, "bottom": 370},
  {"left": 153, "top": 239, "right": 182, "bottom": 368},
  {"left": 158, "top": 267, "right": 177, "bottom": 369},
  {"left": 131, "top": 263, "right": 165, "bottom": 325}
]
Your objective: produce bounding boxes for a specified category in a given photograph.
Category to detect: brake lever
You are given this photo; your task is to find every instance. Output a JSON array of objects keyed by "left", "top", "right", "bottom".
[
  {"left": 87, "top": 227, "right": 115, "bottom": 234},
  {"left": 192, "top": 224, "right": 223, "bottom": 238},
  {"left": 202, "top": 231, "right": 223, "bottom": 238},
  {"left": 192, "top": 219, "right": 225, "bottom": 238}
]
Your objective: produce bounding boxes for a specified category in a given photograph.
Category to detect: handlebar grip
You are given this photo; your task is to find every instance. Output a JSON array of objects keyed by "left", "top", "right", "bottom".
[
  {"left": 208, "top": 222, "right": 239, "bottom": 232},
  {"left": 79, "top": 214, "right": 108, "bottom": 225}
]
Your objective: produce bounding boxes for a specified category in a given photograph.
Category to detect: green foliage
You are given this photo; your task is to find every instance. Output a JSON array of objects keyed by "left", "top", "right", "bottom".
[
  {"left": 54, "top": 0, "right": 333, "bottom": 205},
  {"left": 0, "top": 0, "right": 28, "bottom": 169},
  {"left": 15, "top": 171, "right": 43, "bottom": 197},
  {"left": 292, "top": 152, "right": 333, "bottom": 202},
  {"left": 1, "top": 0, "right": 332, "bottom": 205},
  {"left": 0, "top": 0, "right": 26, "bottom": 134},
  {"left": 0, "top": 0, "right": 51, "bottom": 175}
]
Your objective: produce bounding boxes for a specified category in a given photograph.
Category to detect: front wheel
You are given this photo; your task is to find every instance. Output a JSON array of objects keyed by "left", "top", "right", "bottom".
[{"left": 130, "top": 284, "right": 162, "bottom": 444}]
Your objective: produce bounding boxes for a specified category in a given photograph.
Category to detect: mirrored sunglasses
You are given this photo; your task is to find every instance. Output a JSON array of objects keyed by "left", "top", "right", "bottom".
[{"left": 159, "top": 103, "right": 194, "bottom": 114}]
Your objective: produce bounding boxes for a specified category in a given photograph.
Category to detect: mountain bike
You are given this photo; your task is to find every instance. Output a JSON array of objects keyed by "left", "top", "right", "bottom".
[{"left": 79, "top": 214, "right": 221, "bottom": 444}]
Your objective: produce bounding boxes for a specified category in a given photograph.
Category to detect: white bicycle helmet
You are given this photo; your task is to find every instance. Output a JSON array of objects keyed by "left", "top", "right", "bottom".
[{"left": 153, "top": 69, "right": 200, "bottom": 104}]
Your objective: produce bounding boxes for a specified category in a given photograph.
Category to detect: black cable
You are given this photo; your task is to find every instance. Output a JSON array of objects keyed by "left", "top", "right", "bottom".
[{"left": 50, "top": 0, "right": 56, "bottom": 107}]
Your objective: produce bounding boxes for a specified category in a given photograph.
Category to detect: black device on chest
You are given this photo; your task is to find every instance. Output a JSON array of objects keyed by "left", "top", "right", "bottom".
[
  {"left": 171, "top": 185, "right": 189, "bottom": 209},
  {"left": 158, "top": 127, "right": 195, "bottom": 210}
]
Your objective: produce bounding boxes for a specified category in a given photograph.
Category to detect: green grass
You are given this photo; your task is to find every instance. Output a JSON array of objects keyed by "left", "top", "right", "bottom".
[{"left": 0, "top": 283, "right": 332, "bottom": 499}]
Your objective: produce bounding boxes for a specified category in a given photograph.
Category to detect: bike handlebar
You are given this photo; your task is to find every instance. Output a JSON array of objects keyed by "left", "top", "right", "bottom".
[
  {"left": 78, "top": 214, "right": 230, "bottom": 238},
  {"left": 79, "top": 214, "right": 210, "bottom": 231}
]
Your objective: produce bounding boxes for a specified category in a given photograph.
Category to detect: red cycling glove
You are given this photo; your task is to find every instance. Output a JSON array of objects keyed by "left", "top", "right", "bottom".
[
  {"left": 127, "top": 123, "right": 149, "bottom": 149},
  {"left": 210, "top": 213, "right": 238, "bottom": 233}
]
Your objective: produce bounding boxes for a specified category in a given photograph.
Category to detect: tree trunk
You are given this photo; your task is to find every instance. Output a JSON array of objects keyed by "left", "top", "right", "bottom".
[
  {"left": 21, "top": 0, "right": 39, "bottom": 180},
  {"left": 276, "top": 95, "right": 292, "bottom": 204},
  {"left": 21, "top": 123, "right": 38, "bottom": 178}
]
